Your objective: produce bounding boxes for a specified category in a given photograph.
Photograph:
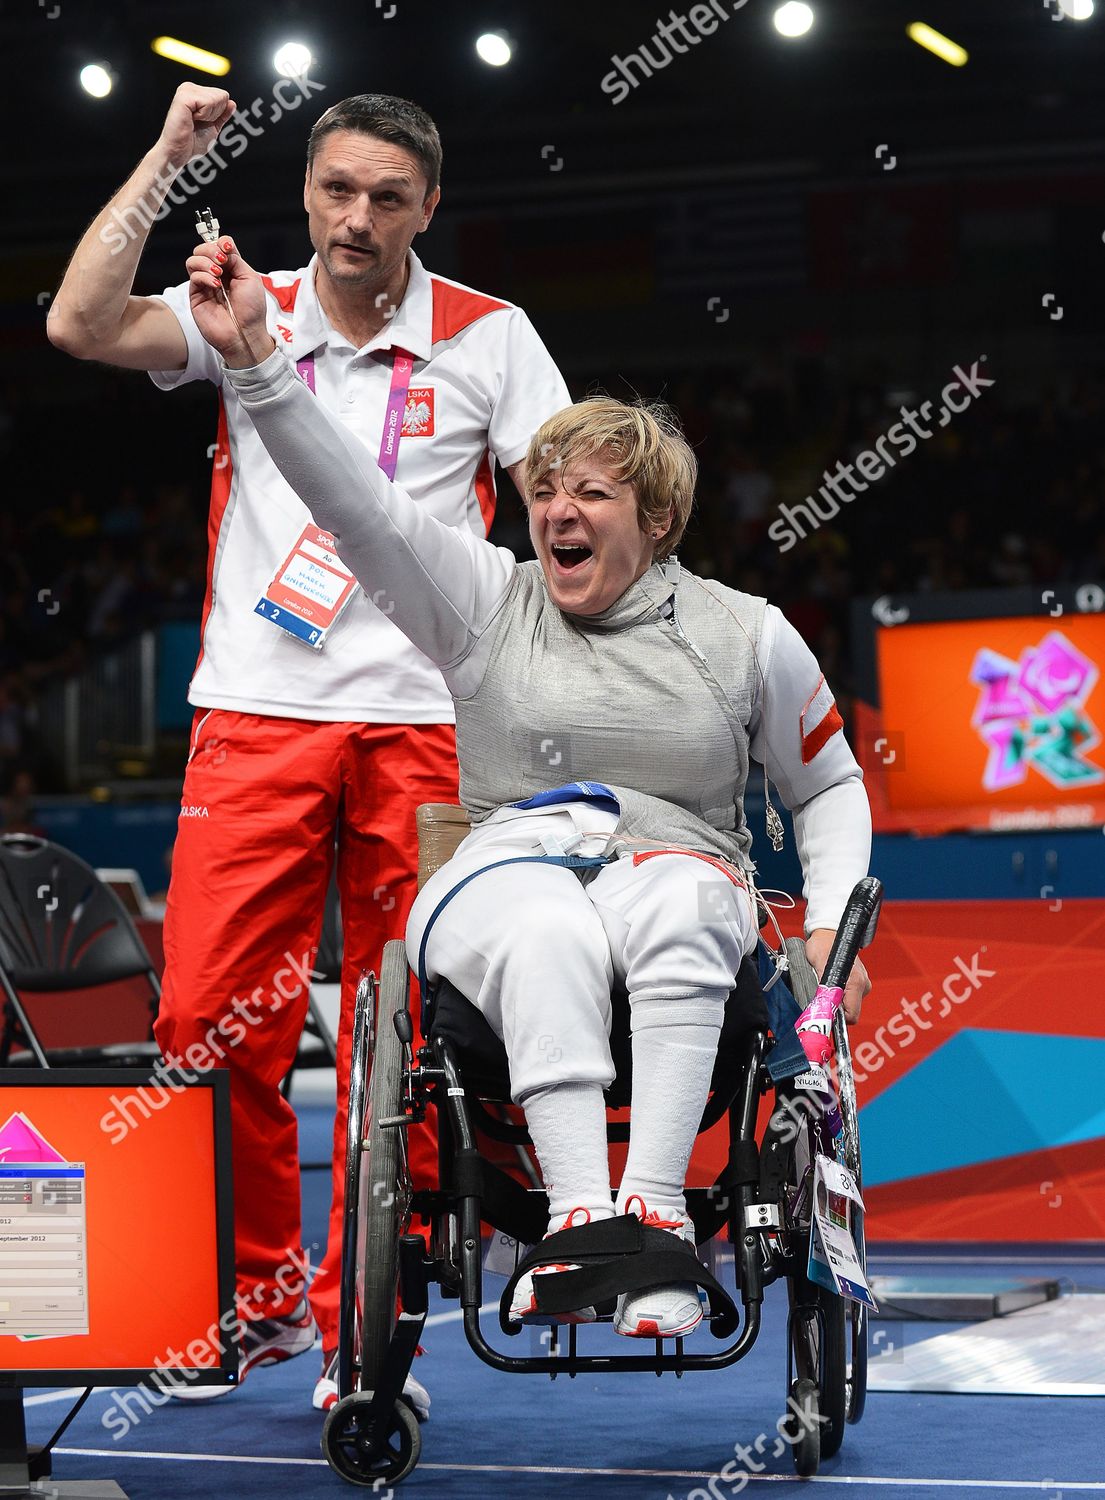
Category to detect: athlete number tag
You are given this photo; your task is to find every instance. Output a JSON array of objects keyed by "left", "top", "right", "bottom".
[
  {"left": 255, "top": 525, "right": 358, "bottom": 651},
  {"left": 807, "top": 1153, "right": 878, "bottom": 1310}
]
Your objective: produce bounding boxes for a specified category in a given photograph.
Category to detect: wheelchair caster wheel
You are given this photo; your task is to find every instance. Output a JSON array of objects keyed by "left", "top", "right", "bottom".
[
  {"left": 321, "top": 1393, "right": 421, "bottom": 1487},
  {"left": 783, "top": 1376, "right": 821, "bottom": 1477}
]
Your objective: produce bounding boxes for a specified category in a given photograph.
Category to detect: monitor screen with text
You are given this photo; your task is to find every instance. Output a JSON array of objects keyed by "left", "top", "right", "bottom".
[{"left": 0, "top": 1071, "right": 235, "bottom": 1386}]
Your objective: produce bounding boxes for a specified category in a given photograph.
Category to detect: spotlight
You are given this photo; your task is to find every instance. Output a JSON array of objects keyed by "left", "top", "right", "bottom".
[
  {"left": 907, "top": 22, "right": 968, "bottom": 66},
  {"left": 151, "top": 37, "right": 231, "bottom": 76},
  {"left": 773, "top": 2, "right": 815, "bottom": 37},
  {"left": 79, "top": 63, "right": 113, "bottom": 98},
  {"left": 1058, "top": 0, "right": 1094, "bottom": 17},
  {"left": 475, "top": 32, "right": 512, "bottom": 66},
  {"left": 274, "top": 41, "right": 313, "bottom": 78}
]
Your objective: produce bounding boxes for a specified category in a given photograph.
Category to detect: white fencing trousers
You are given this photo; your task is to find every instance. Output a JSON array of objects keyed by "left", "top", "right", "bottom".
[{"left": 406, "top": 805, "right": 760, "bottom": 1103}]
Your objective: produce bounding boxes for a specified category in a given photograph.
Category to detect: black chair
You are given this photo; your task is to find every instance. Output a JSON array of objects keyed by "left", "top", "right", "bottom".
[{"left": 0, "top": 833, "right": 162, "bottom": 1068}]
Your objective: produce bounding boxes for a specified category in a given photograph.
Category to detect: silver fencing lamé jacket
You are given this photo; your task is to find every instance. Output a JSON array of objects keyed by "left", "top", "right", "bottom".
[
  {"left": 451, "top": 556, "right": 765, "bottom": 873},
  {"left": 227, "top": 351, "right": 870, "bottom": 931}
]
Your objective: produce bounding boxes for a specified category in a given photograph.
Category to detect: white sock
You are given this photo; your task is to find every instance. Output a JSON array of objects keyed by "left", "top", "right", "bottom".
[
  {"left": 616, "top": 990, "right": 726, "bottom": 1219},
  {"left": 519, "top": 1082, "right": 615, "bottom": 1231}
]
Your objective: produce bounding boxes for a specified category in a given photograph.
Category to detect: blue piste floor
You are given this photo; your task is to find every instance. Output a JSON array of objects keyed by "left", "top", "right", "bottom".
[{"left": 26, "top": 1102, "right": 1105, "bottom": 1500}]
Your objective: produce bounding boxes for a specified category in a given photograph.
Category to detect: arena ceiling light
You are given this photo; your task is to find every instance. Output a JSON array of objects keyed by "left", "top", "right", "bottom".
[
  {"left": 273, "top": 41, "right": 313, "bottom": 78},
  {"left": 907, "top": 22, "right": 968, "bottom": 66},
  {"left": 475, "top": 32, "right": 512, "bottom": 66},
  {"left": 151, "top": 36, "right": 231, "bottom": 76},
  {"left": 79, "top": 63, "right": 113, "bottom": 98},
  {"left": 773, "top": 3, "right": 815, "bottom": 38}
]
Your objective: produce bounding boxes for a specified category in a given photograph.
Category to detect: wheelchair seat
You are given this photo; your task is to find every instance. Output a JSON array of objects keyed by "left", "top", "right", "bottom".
[
  {"left": 415, "top": 803, "right": 773, "bottom": 1108},
  {"left": 415, "top": 802, "right": 772, "bottom": 1105},
  {"left": 427, "top": 956, "right": 769, "bottom": 1107}
]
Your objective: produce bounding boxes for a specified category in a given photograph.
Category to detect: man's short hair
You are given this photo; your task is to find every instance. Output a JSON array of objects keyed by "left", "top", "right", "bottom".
[
  {"left": 307, "top": 93, "right": 442, "bottom": 196},
  {"left": 523, "top": 397, "right": 697, "bottom": 561}
]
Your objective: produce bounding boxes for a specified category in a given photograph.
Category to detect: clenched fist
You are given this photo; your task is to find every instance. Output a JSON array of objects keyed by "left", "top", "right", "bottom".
[{"left": 156, "top": 83, "right": 238, "bottom": 171}]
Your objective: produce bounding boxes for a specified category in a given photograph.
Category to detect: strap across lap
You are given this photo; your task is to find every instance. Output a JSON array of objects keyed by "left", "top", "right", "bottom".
[{"left": 498, "top": 1214, "right": 739, "bottom": 1336}]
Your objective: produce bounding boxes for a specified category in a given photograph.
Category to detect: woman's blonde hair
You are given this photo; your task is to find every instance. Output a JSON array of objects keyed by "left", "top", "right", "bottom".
[{"left": 522, "top": 396, "right": 696, "bottom": 561}]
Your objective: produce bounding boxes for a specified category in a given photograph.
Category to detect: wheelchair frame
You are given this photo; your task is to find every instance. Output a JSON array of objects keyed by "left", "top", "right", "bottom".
[{"left": 320, "top": 878, "right": 882, "bottom": 1488}]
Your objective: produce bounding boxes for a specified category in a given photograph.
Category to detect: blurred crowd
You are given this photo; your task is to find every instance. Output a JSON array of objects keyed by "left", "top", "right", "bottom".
[
  {"left": 1, "top": 369, "right": 210, "bottom": 802},
  {"left": 3, "top": 354, "right": 1104, "bottom": 805},
  {"left": 669, "top": 357, "right": 1105, "bottom": 718}
]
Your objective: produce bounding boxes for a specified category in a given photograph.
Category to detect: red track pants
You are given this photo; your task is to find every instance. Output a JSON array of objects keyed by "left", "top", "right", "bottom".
[{"left": 154, "top": 710, "right": 458, "bottom": 1350}]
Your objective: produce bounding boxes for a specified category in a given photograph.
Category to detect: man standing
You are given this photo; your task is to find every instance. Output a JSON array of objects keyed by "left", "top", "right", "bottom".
[{"left": 48, "top": 84, "right": 569, "bottom": 1410}]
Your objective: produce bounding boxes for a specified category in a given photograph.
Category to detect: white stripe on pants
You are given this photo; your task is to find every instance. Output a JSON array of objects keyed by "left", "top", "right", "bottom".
[{"left": 406, "top": 807, "right": 759, "bottom": 1103}]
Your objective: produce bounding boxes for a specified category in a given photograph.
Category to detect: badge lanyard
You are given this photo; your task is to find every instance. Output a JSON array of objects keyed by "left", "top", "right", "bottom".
[
  {"left": 254, "top": 346, "right": 415, "bottom": 649},
  {"left": 295, "top": 348, "right": 415, "bottom": 482}
]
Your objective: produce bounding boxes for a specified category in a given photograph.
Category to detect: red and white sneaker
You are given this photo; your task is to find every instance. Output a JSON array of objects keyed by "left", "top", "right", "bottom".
[
  {"left": 312, "top": 1348, "right": 431, "bottom": 1420},
  {"left": 613, "top": 1196, "right": 703, "bottom": 1339},
  {"left": 508, "top": 1206, "right": 608, "bottom": 1326},
  {"left": 161, "top": 1297, "right": 317, "bottom": 1400}
]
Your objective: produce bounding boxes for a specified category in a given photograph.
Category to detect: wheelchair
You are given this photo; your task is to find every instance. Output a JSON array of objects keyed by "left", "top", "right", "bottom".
[{"left": 320, "top": 804, "right": 882, "bottom": 1487}]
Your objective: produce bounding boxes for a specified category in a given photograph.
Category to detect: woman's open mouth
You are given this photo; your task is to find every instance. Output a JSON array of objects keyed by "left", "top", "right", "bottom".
[{"left": 550, "top": 542, "right": 594, "bottom": 574}]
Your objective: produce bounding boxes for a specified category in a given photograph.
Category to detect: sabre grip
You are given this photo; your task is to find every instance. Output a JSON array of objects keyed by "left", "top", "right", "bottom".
[
  {"left": 794, "top": 986, "right": 843, "bottom": 1070},
  {"left": 793, "top": 876, "right": 883, "bottom": 1070},
  {"left": 818, "top": 876, "right": 883, "bottom": 994}
]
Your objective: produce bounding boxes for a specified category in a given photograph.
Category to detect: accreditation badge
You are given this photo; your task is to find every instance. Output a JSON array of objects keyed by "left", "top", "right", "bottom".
[{"left": 254, "top": 525, "right": 358, "bottom": 650}]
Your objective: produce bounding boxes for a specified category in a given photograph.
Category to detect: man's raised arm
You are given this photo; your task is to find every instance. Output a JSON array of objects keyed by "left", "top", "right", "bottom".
[{"left": 47, "top": 83, "right": 237, "bottom": 371}]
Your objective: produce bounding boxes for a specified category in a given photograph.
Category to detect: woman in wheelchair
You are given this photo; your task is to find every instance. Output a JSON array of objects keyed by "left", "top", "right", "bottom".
[{"left": 188, "top": 243, "right": 873, "bottom": 1344}]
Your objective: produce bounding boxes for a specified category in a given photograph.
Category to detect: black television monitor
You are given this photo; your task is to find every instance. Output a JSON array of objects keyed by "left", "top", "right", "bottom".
[
  {"left": 851, "top": 584, "right": 1105, "bottom": 834},
  {"left": 0, "top": 1070, "right": 235, "bottom": 1496}
]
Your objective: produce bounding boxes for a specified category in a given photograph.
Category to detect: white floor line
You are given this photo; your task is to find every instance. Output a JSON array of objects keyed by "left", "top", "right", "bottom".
[
  {"left": 423, "top": 1298, "right": 499, "bottom": 1327},
  {"left": 59, "top": 1448, "right": 327, "bottom": 1468},
  {"left": 868, "top": 1255, "right": 1105, "bottom": 1266},
  {"left": 53, "top": 1451, "right": 1105, "bottom": 1488},
  {"left": 23, "top": 1388, "right": 90, "bottom": 1407},
  {"left": 26, "top": 1305, "right": 495, "bottom": 1413}
]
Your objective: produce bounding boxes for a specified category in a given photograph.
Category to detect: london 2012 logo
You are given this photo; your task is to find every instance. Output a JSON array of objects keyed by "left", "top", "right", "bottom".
[{"left": 970, "top": 631, "right": 1102, "bottom": 792}]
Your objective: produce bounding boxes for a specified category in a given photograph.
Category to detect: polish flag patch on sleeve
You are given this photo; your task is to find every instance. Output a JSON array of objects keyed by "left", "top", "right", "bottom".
[{"left": 800, "top": 674, "right": 844, "bottom": 764}]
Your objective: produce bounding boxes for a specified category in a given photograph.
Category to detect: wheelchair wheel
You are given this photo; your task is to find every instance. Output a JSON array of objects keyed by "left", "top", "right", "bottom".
[
  {"left": 832, "top": 1004, "right": 868, "bottom": 1425},
  {"left": 815, "top": 1284, "right": 847, "bottom": 1458},
  {"left": 784, "top": 1115, "right": 837, "bottom": 1473},
  {"left": 321, "top": 1393, "right": 421, "bottom": 1487},
  {"left": 338, "top": 941, "right": 412, "bottom": 1408},
  {"left": 786, "top": 1233, "right": 846, "bottom": 1464},
  {"left": 783, "top": 1377, "right": 820, "bottom": 1477},
  {"left": 783, "top": 936, "right": 869, "bottom": 1431},
  {"left": 847, "top": 1243, "right": 869, "bottom": 1425}
]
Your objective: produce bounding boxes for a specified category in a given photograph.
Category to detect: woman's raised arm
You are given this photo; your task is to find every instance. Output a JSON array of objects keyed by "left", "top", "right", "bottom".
[{"left": 187, "top": 237, "right": 516, "bottom": 676}]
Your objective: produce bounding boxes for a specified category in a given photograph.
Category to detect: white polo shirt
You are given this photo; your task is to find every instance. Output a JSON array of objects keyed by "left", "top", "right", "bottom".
[{"left": 150, "top": 250, "right": 569, "bottom": 722}]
